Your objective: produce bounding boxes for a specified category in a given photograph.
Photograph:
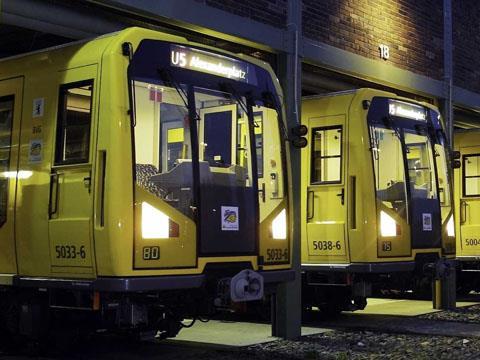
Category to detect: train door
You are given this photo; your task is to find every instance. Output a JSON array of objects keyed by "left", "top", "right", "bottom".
[
  {"left": 306, "top": 116, "right": 347, "bottom": 259},
  {"left": 459, "top": 146, "right": 480, "bottom": 254},
  {"left": 198, "top": 101, "right": 256, "bottom": 255},
  {"left": 49, "top": 66, "right": 97, "bottom": 273},
  {"left": 0, "top": 77, "right": 23, "bottom": 274}
]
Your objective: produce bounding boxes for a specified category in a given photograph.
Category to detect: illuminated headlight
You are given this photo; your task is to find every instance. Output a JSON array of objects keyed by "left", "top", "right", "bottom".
[
  {"left": 447, "top": 215, "right": 455, "bottom": 237},
  {"left": 142, "top": 202, "right": 179, "bottom": 239},
  {"left": 272, "top": 209, "right": 287, "bottom": 240},
  {"left": 380, "top": 211, "right": 398, "bottom": 237}
]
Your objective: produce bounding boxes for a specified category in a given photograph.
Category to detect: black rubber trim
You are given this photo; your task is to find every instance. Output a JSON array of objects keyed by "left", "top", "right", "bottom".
[
  {"left": 259, "top": 269, "right": 295, "bottom": 283},
  {"left": 302, "top": 261, "right": 416, "bottom": 273},
  {"left": 13, "top": 275, "right": 205, "bottom": 292}
]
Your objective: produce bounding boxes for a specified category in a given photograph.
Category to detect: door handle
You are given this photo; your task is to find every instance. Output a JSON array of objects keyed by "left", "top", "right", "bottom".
[
  {"left": 258, "top": 182, "right": 266, "bottom": 203},
  {"left": 307, "top": 190, "right": 314, "bottom": 220},
  {"left": 460, "top": 200, "right": 468, "bottom": 224},
  {"left": 48, "top": 172, "right": 59, "bottom": 218},
  {"left": 84, "top": 174, "right": 92, "bottom": 193},
  {"left": 337, "top": 188, "right": 345, "bottom": 205}
]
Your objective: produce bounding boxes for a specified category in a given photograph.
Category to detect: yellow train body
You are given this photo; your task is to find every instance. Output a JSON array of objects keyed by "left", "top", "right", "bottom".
[
  {"left": 0, "top": 27, "right": 292, "bottom": 337},
  {"left": 300, "top": 89, "right": 455, "bottom": 311}
]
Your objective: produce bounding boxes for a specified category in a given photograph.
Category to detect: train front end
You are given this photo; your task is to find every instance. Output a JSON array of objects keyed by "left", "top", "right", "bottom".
[{"left": 301, "top": 89, "right": 455, "bottom": 312}]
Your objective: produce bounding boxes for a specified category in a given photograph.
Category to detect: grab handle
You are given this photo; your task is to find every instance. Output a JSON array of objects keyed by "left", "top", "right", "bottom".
[
  {"left": 460, "top": 200, "right": 468, "bottom": 224},
  {"left": 48, "top": 172, "right": 59, "bottom": 218},
  {"left": 307, "top": 190, "right": 314, "bottom": 220}
]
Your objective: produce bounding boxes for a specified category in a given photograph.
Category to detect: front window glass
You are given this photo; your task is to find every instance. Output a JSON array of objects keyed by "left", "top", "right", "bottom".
[
  {"left": 134, "top": 82, "right": 194, "bottom": 219},
  {"left": 404, "top": 131, "right": 437, "bottom": 200},
  {"left": 464, "top": 154, "right": 480, "bottom": 197},
  {"left": 434, "top": 139, "right": 452, "bottom": 222},
  {"left": 370, "top": 126, "right": 408, "bottom": 220},
  {"left": 195, "top": 86, "right": 252, "bottom": 189},
  {"left": 0, "top": 96, "right": 13, "bottom": 227}
]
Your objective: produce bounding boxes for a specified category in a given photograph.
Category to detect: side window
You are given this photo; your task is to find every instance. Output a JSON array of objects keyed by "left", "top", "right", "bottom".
[
  {"left": 253, "top": 112, "right": 263, "bottom": 178},
  {"left": 55, "top": 81, "right": 93, "bottom": 165},
  {"left": 463, "top": 154, "right": 480, "bottom": 197},
  {"left": 0, "top": 96, "right": 14, "bottom": 227},
  {"left": 310, "top": 126, "right": 343, "bottom": 184}
]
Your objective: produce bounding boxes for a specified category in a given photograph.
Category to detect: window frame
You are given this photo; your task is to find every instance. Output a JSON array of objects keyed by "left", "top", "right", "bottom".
[
  {"left": 310, "top": 125, "right": 343, "bottom": 185},
  {"left": 54, "top": 80, "right": 94, "bottom": 166},
  {"left": 0, "top": 95, "right": 15, "bottom": 229},
  {"left": 463, "top": 153, "right": 480, "bottom": 198}
]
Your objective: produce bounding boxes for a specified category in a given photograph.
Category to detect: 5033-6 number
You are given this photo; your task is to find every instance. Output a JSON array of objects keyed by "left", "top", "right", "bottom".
[
  {"left": 266, "top": 248, "right": 288, "bottom": 262},
  {"left": 312, "top": 240, "right": 341, "bottom": 251},
  {"left": 55, "top": 245, "right": 86, "bottom": 259}
]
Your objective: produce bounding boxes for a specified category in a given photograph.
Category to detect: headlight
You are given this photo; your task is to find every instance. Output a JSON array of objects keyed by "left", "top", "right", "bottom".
[
  {"left": 272, "top": 209, "right": 287, "bottom": 240},
  {"left": 447, "top": 215, "right": 455, "bottom": 237},
  {"left": 380, "top": 211, "right": 398, "bottom": 237},
  {"left": 142, "top": 202, "right": 178, "bottom": 239}
]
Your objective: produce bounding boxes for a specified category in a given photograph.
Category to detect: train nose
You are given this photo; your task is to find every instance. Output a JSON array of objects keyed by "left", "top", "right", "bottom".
[{"left": 230, "top": 269, "right": 264, "bottom": 302}]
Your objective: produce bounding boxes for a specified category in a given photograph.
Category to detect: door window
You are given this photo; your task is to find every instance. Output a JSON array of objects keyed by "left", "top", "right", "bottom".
[
  {"left": 463, "top": 154, "right": 480, "bottom": 197},
  {"left": 310, "top": 126, "right": 342, "bottom": 184},
  {"left": 0, "top": 96, "right": 14, "bottom": 227},
  {"left": 55, "top": 81, "right": 93, "bottom": 165}
]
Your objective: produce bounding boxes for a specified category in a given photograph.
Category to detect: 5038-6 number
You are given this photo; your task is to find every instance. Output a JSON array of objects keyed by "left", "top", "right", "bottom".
[
  {"left": 312, "top": 240, "right": 341, "bottom": 251},
  {"left": 55, "top": 245, "right": 86, "bottom": 259}
]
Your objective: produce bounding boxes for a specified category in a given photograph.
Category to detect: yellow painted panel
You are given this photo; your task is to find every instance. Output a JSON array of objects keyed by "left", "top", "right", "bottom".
[
  {"left": 306, "top": 222, "right": 346, "bottom": 256},
  {"left": 167, "top": 128, "right": 184, "bottom": 143}
]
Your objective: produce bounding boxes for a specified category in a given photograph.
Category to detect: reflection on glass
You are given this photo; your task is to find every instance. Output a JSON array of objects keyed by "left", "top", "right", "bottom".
[{"left": 370, "top": 127, "right": 408, "bottom": 220}]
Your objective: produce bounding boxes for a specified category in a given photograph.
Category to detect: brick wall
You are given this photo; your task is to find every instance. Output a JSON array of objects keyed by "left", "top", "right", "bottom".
[
  {"left": 302, "top": 0, "right": 444, "bottom": 81},
  {"left": 199, "top": 0, "right": 287, "bottom": 29},
  {"left": 453, "top": 1, "right": 480, "bottom": 93}
]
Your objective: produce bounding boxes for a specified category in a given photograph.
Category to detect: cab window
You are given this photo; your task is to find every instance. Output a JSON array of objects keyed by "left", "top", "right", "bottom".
[
  {"left": 55, "top": 81, "right": 93, "bottom": 165},
  {"left": 463, "top": 154, "right": 480, "bottom": 197},
  {"left": 311, "top": 126, "right": 342, "bottom": 184},
  {"left": 0, "top": 96, "right": 14, "bottom": 227}
]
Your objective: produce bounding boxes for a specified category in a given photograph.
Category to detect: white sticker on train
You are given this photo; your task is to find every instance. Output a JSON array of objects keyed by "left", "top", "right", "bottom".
[
  {"left": 422, "top": 213, "right": 432, "bottom": 231},
  {"left": 221, "top": 206, "right": 239, "bottom": 231}
]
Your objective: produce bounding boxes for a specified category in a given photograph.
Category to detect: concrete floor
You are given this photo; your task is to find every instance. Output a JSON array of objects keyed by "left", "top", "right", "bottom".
[
  {"left": 168, "top": 298, "right": 479, "bottom": 347},
  {"left": 357, "top": 297, "right": 478, "bottom": 316},
  {"left": 170, "top": 320, "right": 330, "bottom": 347}
]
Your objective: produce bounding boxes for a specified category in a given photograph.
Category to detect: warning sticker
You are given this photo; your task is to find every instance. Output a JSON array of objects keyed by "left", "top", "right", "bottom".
[
  {"left": 422, "top": 213, "right": 432, "bottom": 231},
  {"left": 32, "top": 98, "right": 44, "bottom": 118},
  {"left": 221, "top": 206, "right": 239, "bottom": 231}
]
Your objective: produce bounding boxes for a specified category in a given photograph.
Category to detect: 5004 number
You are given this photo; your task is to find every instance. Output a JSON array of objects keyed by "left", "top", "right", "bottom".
[
  {"left": 312, "top": 240, "right": 341, "bottom": 251},
  {"left": 466, "top": 238, "right": 480, "bottom": 246},
  {"left": 55, "top": 245, "right": 86, "bottom": 259}
]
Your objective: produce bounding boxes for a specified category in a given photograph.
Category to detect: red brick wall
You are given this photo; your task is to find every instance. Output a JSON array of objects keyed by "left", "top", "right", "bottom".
[
  {"left": 302, "top": 0, "right": 444, "bottom": 81},
  {"left": 200, "top": 0, "right": 287, "bottom": 28},
  {"left": 453, "top": 0, "right": 480, "bottom": 93}
]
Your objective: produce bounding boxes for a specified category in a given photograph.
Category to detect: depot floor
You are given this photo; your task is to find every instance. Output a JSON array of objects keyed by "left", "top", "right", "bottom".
[{"left": 168, "top": 298, "right": 478, "bottom": 347}]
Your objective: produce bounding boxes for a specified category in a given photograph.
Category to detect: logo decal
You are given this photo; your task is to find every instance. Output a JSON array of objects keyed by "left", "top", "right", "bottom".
[
  {"left": 422, "top": 213, "right": 432, "bottom": 231},
  {"left": 221, "top": 206, "right": 239, "bottom": 231}
]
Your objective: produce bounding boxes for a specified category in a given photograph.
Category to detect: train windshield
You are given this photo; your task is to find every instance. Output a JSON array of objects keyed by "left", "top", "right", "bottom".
[
  {"left": 127, "top": 40, "right": 286, "bottom": 254},
  {"left": 433, "top": 130, "right": 452, "bottom": 224},
  {"left": 368, "top": 98, "right": 440, "bottom": 228}
]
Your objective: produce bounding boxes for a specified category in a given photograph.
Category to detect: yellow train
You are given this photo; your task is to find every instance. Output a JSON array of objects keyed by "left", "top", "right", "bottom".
[
  {"left": 300, "top": 89, "right": 455, "bottom": 312},
  {"left": 454, "top": 129, "right": 480, "bottom": 293},
  {"left": 0, "top": 27, "right": 292, "bottom": 339}
]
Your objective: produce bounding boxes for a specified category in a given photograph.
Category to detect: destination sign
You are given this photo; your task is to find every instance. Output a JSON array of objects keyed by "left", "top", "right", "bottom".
[
  {"left": 388, "top": 99, "right": 427, "bottom": 121},
  {"left": 170, "top": 45, "right": 252, "bottom": 83}
]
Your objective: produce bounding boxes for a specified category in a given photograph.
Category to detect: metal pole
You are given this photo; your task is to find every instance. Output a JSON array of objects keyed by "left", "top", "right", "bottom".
[
  {"left": 273, "top": 0, "right": 302, "bottom": 340},
  {"left": 443, "top": 0, "right": 453, "bottom": 146}
]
